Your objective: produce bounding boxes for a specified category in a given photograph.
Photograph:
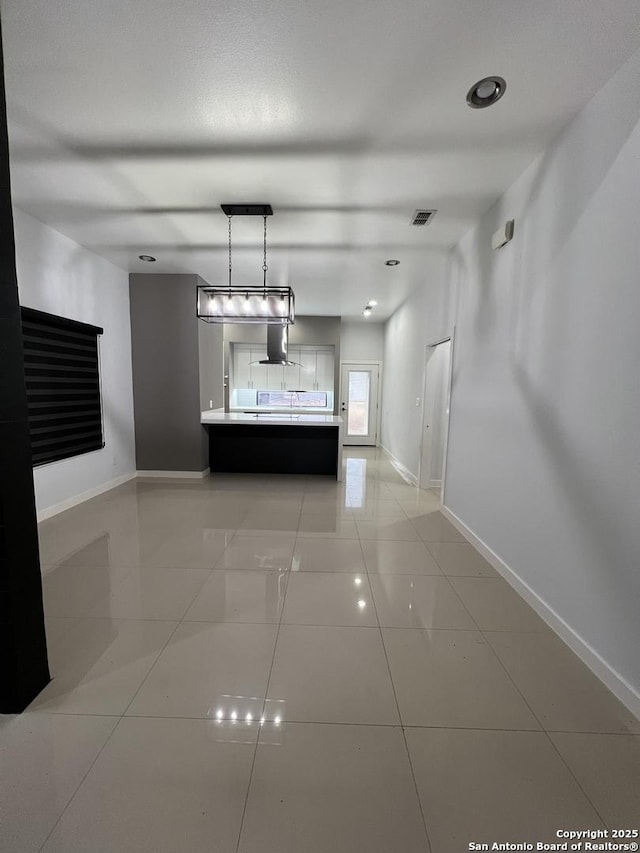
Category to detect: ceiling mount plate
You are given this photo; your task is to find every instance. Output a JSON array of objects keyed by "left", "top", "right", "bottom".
[{"left": 221, "top": 204, "right": 273, "bottom": 216}]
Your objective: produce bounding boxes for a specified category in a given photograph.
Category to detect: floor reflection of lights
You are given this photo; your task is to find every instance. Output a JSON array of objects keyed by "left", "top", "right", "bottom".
[
  {"left": 208, "top": 696, "right": 286, "bottom": 744},
  {"left": 344, "top": 458, "right": 367, "bottom": 508}
]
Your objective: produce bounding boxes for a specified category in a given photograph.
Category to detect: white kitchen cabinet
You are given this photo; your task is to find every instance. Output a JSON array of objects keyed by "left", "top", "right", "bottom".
[
  {"left": 297, "top": 349, "right": 317, "bottom": 391},
  {"left": 231, "top": 343, "right": 334, "bottom": 398},
  {"left": 249, "top": 348, "right": 267, "bottom": 389},
  {"left": 234, "top": 348, "right": 252, "bottom": 389},
  {"left": 266, "top": 362, "right": 284, "bottom": 390},
  {"left": 315, "top": 350, "right": 334, "bottom": 392},
  {"left": 284, "top": 348, "right": 301, "bottom": 390}
]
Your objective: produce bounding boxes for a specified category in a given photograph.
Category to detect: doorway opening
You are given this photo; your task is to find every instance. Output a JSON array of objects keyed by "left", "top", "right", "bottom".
[
  {"left": 419, "top": 337, "right": 453, "bottom": 494},
  {"left": 340, "top": 362, "right": 380, "bottom": 446}
]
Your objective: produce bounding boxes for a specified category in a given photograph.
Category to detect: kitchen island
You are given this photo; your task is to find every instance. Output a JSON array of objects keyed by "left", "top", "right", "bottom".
[{"left": 202, "top": 411, "right": 344, "bottom": 479}]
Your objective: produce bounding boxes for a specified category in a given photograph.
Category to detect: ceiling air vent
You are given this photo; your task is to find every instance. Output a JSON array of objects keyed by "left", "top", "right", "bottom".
[{"left": 410, "top": 209, "right": 437, "bottom": 226}]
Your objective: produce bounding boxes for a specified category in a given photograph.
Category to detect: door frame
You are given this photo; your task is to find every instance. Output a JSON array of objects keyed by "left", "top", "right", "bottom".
[
  {"left": 339, "top": 360, "right": 383, "bottom": 445},
  {"left": 418, "top": 330, "right": 455, "bottom": 503}
]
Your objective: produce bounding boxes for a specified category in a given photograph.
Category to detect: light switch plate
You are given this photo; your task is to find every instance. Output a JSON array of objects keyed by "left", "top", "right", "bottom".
[{"left": 415, "top": 397, "right": 421, "bottom": 407}]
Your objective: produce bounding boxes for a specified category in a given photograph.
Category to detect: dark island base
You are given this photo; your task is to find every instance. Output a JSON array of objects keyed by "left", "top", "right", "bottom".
[{"left": 208, "top": 424, "right": 339, "bottom": 476}]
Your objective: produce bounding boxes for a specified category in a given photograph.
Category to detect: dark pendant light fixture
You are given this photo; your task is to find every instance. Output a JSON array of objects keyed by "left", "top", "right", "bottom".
[{"left": 197, "top": 204, "right": 295, "bottom": 325}]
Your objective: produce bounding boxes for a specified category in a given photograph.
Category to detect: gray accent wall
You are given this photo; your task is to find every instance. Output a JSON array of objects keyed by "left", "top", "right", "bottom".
[{"left": 130, "top": 273, "right": 208, "bottom": 472}]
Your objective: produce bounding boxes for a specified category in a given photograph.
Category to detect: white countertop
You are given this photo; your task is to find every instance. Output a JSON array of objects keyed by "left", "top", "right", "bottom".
[{"left": 201, "top": 410, "right": 343, "bottom": 427}]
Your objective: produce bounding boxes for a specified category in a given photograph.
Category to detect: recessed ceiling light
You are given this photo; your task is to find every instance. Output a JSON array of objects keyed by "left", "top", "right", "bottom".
[
  {"left": 367, "top": 300, "right": 378, "bottom": 307},
  {"left": 138, "top": 254, "right": 156, "bottom": 262},
  {"left": 385, "top": 259, "right": 400, "bottom": 266},
  {"left": 363, "top": 308, "right": 372, "bottom": 317},
  {"left": 466, "top": 76, "right": 506, "bottom": 109}
]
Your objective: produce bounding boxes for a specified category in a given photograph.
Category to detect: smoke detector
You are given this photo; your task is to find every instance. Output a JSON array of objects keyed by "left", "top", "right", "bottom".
[{"left": 410, "top": 209, "right": 437, "bottom": 226}]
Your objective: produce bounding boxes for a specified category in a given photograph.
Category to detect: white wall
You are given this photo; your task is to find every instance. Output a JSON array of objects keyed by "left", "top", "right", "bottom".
[
  {"left": 443, "top": 48, "right": 640, "bottom": 708},
  {"left": 382, "top": 48, "right": 640, "bottom": 709},
  {"left": 14, "top": 209, "right": 136, "bottom": 514},
  {"left": 380, "top": 252, "right": 452, "bottom": 476},
  {"left": 340, "top": 321, "right": 384, "bottom": 362}
]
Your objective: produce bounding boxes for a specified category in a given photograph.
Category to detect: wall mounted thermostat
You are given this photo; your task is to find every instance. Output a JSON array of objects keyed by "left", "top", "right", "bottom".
[{"left": 492, "top": 219, "right": 515, "bottom": 250}]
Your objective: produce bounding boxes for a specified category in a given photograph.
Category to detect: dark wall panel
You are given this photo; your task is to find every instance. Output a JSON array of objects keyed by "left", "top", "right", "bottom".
[
  {"left": 0, "top": 16, "right": 50, "bottom": 712},
  {"left": 129, "top": 274, "right": 207, "bottom": 472}
]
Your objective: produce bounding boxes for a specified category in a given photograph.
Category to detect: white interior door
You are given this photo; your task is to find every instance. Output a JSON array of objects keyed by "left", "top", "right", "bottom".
[
  {"left": 420, "top": 340, "right": 452, "bottom": 490},
  {"left": 340, "top": 363, "right": 379, "bottom": 445}
]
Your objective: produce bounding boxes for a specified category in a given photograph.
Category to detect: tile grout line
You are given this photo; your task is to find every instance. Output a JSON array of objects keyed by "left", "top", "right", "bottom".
[
  {"left": 111, "top": 503, "right": 289, "bottom": 731},
  {"left": 34, "top": 707, "right": 633, "bottom": 736},
  {"left": 47, "top": 481, "right": 303, "bottom": 852},
  {"left": 540, "top": 730, "right": 612, "bottom": 830},
  {"left": 114, "top": 621, "right": 183, "bottom": 705},
  {"left": 481, "top": 625, "right": 612, "bottom": 829},
  {"left": 36, "top": 713, "right": 125, "bottom": 853},
  {"left": 357, "top": 531, "right": 433, "bottom": 853},
  {"left": 117, "top": 572, "right": 208, "bottom": 719},
  {"left": 406, "top": 512, "right": 607, "bottom": 823},
  {"left": 38, "top": 465, "right": 620, "bottom": 845},
  {"left": 361, "top": 503, "right": 610, "bottom": 843},
  {"left": 232, "top": 722, "right": 262, "bottom": 853},
  {"left": 233, "top": 533, "right": 294, "bottom": 853},
  {"left": 37, "top": 529, "right": 202, "bottom": 850},
  {"left": 422, "top": 529, "right": 614, "bottom": 829},
  {"left": 453, "top": 587, "right": 612, "bottom": 829}
]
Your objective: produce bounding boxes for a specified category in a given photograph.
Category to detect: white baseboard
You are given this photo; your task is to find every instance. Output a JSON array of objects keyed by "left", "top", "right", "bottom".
[
  {"left": 440, "top": 504, "right": 640, "bottom": 720},
  {"left": 428, "top": 478, "right": 442, "bottom": 489},
  {"left": 37, "top": 472, "right": 137, "bottom": 522},
  {"left": 379, "top": 444, "right": 418, "bottom": 486},
  {"left": 37, "top": 468, "right": 211, "bottom": 521},
  {"left": 136, "top": 468, "right": 210, "bottom": 479}
]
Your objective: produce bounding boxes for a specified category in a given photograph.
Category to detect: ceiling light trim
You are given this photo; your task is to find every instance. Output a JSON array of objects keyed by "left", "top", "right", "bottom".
[{"left": 466, "top": 76, "right": 507, "bottom": 109}]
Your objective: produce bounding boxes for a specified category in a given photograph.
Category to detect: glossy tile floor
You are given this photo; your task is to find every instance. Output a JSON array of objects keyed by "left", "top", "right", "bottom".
[{"left": 2, "top": 449, "right": 639, "bottom": 852}]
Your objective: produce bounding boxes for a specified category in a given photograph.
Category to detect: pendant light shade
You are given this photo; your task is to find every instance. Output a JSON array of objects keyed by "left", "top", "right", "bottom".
[
  {"left": 196, "top": 204, "right": 295, "bottom": 325},
  {"left": 196, "top": 285, "right": 295, "bottom": 324}
]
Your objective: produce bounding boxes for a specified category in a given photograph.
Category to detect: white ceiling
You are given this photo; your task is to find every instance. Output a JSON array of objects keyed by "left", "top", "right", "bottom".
[{"left": 3, "top": 0, "right": 640, "bottom": 319}]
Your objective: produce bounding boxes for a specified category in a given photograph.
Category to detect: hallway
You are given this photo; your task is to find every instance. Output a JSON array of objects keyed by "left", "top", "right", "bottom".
[{"left": 2, "top": 449, "right": 638, "bottom": 852}]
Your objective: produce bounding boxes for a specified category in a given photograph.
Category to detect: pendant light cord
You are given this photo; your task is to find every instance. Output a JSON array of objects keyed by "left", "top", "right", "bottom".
[
  {"left": 228, "top": 214, "right": 233, "bottom": 291},
  {"left": 263, "top": 214, "right": 268, "bottom": 294}
]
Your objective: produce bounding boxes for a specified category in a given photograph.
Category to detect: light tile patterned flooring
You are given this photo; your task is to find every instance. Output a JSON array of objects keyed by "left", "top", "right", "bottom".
[{"left": 1, "top": 448, "right": 638, "bottom": 852}]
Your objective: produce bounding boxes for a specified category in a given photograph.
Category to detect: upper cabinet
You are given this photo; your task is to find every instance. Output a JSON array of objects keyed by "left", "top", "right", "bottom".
[
  {"left": 234, "top": 347, "right": 252, "bottom": 389},
  {"left": 297, "top": 349, "right": 316, "bottom": 391},
  {"left": 231, "top": 344, "right": 334, "bottom": 393},
  {"left": 315, "top": 351, "right": 334, "bottom": 393},
  {"left": 231, "top": 346, "right": 267, "bottom": 389},
  {"left": 250, "top": 349, "right": 268, "bottom": 389},
  {"left": 266, "top": 362, "right": 284, "bottom": 390},
  {"left": 284, "top": 348, "right": 301, "bottom": 390}
]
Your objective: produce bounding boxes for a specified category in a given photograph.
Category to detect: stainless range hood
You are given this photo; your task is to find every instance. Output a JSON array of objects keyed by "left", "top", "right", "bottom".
[{"left": 259, "top": 323, "right": 296, "bottom": 366}]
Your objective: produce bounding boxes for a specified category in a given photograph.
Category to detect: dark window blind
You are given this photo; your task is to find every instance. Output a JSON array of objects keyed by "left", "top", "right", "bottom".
[{"left": 20, "top": 307, "right": 104, "bottom": 466}]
